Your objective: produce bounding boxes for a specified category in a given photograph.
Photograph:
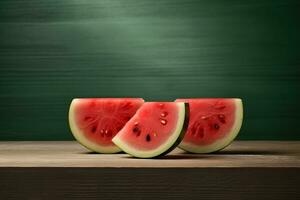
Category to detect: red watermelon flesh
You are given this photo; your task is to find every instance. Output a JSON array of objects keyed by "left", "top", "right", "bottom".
[
  {"left": 175, "top": 98, "right": 243, "bottom": 153},
  {"left": 69, "top": 98, "right": 144, "bottom": 153},
  {"left": 112, "top": 102, "right": 189, "bottom": 158}
]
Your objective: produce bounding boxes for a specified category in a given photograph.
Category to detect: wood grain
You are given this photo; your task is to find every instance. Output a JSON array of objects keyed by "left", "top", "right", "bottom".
[
  {"left": 0, "top": 141, "right": 299, "bottom": 168},
  {"left": 0, "top": 141, "right": 299, "bottom": 199},
  {"left": 0, "top": 168, "right": 299, "bottom": 200}
]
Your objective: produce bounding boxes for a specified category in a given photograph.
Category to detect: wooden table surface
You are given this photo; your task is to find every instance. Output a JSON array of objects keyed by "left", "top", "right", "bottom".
[
  {"left": 1, "top": 141, "right": 299, "bottom": 200},
  {"left": 0, "top": 141, "right": 299, "bottom": 168}
]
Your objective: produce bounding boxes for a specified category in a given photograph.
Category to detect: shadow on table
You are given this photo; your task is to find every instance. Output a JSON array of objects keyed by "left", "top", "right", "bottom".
[
  {"left": 82, "top": 151, "right": 125, "bottom": 155},
  {"left": 81, "top": 149, "right": 286, "bottom": 159},
  {"left": 122, "top": 149, "right": 286, "bottom": 159},
  {"left": 211, "top": 149, "right": 285, "bottom": 156}
]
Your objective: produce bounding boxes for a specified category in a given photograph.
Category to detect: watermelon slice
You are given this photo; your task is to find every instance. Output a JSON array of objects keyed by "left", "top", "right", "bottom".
[
  {"left": 112, "top": 102, "right": 189, "bottom": 158},
  {"left": 69, "top": 98, "right": 144, "bottom": 153},
  {"left": 175, "top": 98, "right": 243, "bottom": 153}
]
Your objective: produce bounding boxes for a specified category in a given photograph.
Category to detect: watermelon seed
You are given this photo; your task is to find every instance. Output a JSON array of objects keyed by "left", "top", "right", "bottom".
[
  {"left": 146, "top": 134, "right": 151, "bottom": 142},
  {"left": 158, "top": 103, "right": 164, "bottom": 108},
  {"left": 201, "top": 116, "right": 208, "bottom": 120},
  {"left": 160, "top": 119, "right": 167, "bottom": 125},
  {"left": 160, "top": 111, "right": 168, "bottom": 117},
  {"left": 133, "top": 126, "right": 139, "bottom": 133},
  {"left": 91, "top": 126, "right": 97, "bottom": 133},
  {"left": 218, "top": 114, "right": 226, "bottom": 123},
  {"left": 105, "top": 130, "right": 112, "bottom": 137},
  {"left": 100, "top": 129, "right": 104, "bottom": 136},
  {"left": 134, "top": 121, "right": 139, "bottom": 126},
  {"left": 218, "top": 114, "right": 225, "bottom": 119},
  {"left": 154, "top": 133, "right": 157, "bottom": 137},
  {"left": 133, "top": 126, "right": 141, "bottom": 136},
  {"left": 213, "top": 124, "right": 220, "bottom": 130},
  {"left": 84, "top": 116, "right": 92, "bottom": 121}
]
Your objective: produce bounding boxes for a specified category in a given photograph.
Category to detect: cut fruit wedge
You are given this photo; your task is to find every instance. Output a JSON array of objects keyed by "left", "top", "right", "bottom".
[
  {"left": 69, "top": 98, "right": 144, "bottom": 153},
  {"left": 112, "top": 102, "right": 189, "bottom": 158},
  {"left": 176, "top": 98, "right": 243, "bottom": 153}
]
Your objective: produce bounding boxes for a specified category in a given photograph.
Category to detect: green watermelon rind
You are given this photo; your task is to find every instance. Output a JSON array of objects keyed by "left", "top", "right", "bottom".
[
  {"left": 179, "top": 99, "right": 243, "bottom": 153},
  {"left": 156, "top": 103, "right": 189, "bottom": 157},
  {"left": 112, "top": 102, "right": 189, "bottom": 158},
  {"left": 69, "top": 99, "right": 122, "bottom": 154}
]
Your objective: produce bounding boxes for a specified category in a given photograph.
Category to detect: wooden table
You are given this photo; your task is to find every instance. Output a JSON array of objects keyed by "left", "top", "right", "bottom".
[{"left": 0, "top": 141, "right": 299, "bottom": 199}]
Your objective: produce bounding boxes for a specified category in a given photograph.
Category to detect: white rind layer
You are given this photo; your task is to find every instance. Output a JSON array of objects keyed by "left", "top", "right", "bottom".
[
  {"left": 179, "top": 99, "right": 243, "bottom": 153},
  {"left": 69, "top": 99, "right": 121, "bottom": 153},
  {"left": 112, "top": 103, "right": 186, "bottom": 158}
]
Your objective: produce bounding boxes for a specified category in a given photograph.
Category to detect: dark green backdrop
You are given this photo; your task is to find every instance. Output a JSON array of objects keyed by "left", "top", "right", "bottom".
[{"left": 0, "top": 0, "right": 299, "bottom": 140}]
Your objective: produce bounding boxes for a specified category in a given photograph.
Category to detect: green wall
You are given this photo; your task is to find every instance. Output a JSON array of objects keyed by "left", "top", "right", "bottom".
[{"left": 0, "top": 0, "right": 299, "bottom": 140}]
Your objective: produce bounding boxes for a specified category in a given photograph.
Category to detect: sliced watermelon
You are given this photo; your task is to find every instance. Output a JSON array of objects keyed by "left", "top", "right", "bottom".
[
  {"left": 112, "top": 102, "right": 189, "bottom": 158},
  {"left": 69, "top": 98, "right": 144, "bottom": 153},
  {"left": 175, "top": 98, "right": 243, "bottom": 153}
]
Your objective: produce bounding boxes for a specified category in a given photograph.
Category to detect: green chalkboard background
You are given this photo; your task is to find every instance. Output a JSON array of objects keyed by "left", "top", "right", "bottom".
[{"left": 0, "top": 0, "right": 299, "bottom": 140}]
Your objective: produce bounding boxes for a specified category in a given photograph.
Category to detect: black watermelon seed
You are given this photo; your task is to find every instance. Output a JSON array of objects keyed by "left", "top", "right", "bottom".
[
  {"left": 133, "top": 126, "right": 141, "bottom": 137},
  {"left": 133, "top": 127, "right": 139, "bottom": 133},
  {"left": 91, "top": 126, "right": 97, "bottom": 133},
  {"left": 214, "top": 124, "right": 220, "bottom": 130},
  {"left": 146, "top": 134, "right": 151, "bottom": 142},
  {"left": 84, "top": 116, "right": 92, "bottom": 121}
]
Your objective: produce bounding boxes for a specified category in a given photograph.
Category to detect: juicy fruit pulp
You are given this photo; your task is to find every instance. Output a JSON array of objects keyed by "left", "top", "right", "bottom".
[
  {"left": 69, "top": 98, "right": 144, "bottom": 153},
  {"left": 176, "top": 98, "right": 243, "bottom": 153},
  {"left": 112, "top": 102, "right": 189, "bottom": 158}
]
